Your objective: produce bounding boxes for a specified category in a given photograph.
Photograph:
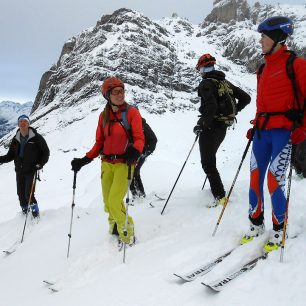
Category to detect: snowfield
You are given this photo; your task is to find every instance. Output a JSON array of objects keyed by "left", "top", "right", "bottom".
[{"left": 0, "top": 105, "right": 306, "bottom": 306}]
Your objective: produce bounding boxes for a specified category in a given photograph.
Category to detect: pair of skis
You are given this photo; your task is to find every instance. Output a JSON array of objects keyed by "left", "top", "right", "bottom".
[
  {"left": 43, "top": 280, "right": 58, "bottom": 293},
  {"left": 174, "top": 244, "right": 268, "bottom": 292}
]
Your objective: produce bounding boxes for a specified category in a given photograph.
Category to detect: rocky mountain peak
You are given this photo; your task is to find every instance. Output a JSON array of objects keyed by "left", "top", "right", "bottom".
[
  {"left": 28, "top": 3, "right": 306, "bottom": 133},
  {"left": 32, "top": 8, "right": 199, "bottom": 117},
  {"left": 205, "top": 0, "right": 251, "bottom": 23}
]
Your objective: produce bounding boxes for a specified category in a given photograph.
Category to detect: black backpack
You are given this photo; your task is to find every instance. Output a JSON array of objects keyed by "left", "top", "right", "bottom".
[
  {"left": 206, "top": 78, "right": 237, "bottom": 126},
  {"left": 293, "top": 139, "right": 306, "bottom": 178}
]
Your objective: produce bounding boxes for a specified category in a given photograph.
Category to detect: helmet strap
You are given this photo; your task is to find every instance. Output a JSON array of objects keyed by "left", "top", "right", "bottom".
[{"left": 263, "top": 40, "right": 279, "bottom": 56}]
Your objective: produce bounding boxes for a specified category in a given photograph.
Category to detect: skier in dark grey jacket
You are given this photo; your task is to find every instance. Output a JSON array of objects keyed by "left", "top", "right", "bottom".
[{"left": 0, "top": 115, "right": 49, "bottom": 217}]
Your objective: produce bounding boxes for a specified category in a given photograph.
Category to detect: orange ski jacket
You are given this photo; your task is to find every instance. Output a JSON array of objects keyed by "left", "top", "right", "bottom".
[{"left": 86, "top": 103, "right": 144, "bottom": 163}]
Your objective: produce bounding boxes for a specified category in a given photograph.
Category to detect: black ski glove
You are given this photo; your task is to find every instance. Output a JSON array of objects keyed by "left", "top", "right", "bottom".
[
  {"left": 71, "top": 156, "right": 92, "bottom": 172},
  {"left": 123, "top": 146, "right": 140, "bottom": 164},
  {"left": 35, "top": 164, "right": 43, "bottom": 170},
  {"left": 193, "top": 124, "right": 202, "bottom": 135}
]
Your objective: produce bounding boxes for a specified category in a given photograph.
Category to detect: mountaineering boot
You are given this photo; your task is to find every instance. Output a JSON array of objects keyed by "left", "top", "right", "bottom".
[
  {"left": 118, "top": 235, "right": 136, "bottom": 251},
  {"left": 30, "top": 203, "right": 40, "bottom": 218},
  {"left": 117, "top": 223, "right": 135, "bottom": 251},
  {"left": 240, "top": 223, "right": 265, "bottom": 244},
  {"left": 207, "top": 196, "right": 227, "bottom": 208},
  {"left": 263, "top": 229, "right": 287, "bottom": 253}
]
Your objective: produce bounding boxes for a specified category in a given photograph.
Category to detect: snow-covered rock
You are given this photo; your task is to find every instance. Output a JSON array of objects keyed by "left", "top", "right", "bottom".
[{"left": 0, "top": 101, "right": 33, "bottom": 139}]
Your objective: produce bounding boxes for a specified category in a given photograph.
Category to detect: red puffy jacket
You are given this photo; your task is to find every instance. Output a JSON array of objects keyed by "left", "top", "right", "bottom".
[
  {"left": 255, "top": 45, "right": 306, "bottom": 130},
  {"left": 86, "top": 103, "right": 144, "bottom": 163}
]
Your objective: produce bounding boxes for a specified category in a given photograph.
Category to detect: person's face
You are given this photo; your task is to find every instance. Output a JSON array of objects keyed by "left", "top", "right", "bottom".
[
  {"left": 18, "top": 119, "right": 29, "bottom": 129},
  {"left": 260, "top": 33, "right": 275, "bottom": 54},
  {"left": 110, "top": 87, "right": 125, "bottom": 105}
]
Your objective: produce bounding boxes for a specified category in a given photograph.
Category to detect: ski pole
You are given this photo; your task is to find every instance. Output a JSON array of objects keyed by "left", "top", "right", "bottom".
[
  {"left": 280, "top": 149, "right": 294, "bottom": 263},
  {"left": 21, "top": 171, "right": 37, "bottom": 243},
  {"left": 212, "top": 137, "right": 253, "bottom": 237},
  {"left": 123, "top": 163, "right": 132, "bottom": 263},
  {"left": 67, "top": 171, "right": 77, "bottom": 258},
  {"left": 201, "top": 176, "right": 208, "bottom": 190},
  {"left": 161, "top": 134, "right": 199, "bottom": 215}
]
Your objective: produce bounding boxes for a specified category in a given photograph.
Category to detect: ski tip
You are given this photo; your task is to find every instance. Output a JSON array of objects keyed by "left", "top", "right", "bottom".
[
  {"left": 3, "top": 249, "right": 16, "bottom": 255},
  {"left": 173, "top": 273, "right": 192, "bottom": 282},
  {"left": 43, "top": 280, "right": 55, "bottom": 286},
  {"left": 48, "top": 287, "right": 59, "bottom": 293},
  {"left": 201, "top": 282, "right": 221, "bottom": 293}
]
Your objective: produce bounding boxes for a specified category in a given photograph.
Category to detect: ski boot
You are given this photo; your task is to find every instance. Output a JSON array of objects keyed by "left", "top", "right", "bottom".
[
  {"left": 240, "top": 223, "right": 265, "bottom": 244},
  {"left": 263, "top": 229, "right": 287, "bottom": 253},
  {"left": 118, "top": 235, "right": 136, "bottom": 251},
  {"left": 207, "top": 196, "right": 227, "bottom": 208}
]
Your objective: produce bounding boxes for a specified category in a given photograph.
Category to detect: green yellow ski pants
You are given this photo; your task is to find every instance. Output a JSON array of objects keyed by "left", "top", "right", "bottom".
[{"left": 101, "top": 161, "right": 134, "bottom": 242}]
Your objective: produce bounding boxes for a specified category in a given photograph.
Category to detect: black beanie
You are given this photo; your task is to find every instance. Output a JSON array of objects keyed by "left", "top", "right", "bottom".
[{"left": 262, "top": 29, "right": 287, "bottom": 44}]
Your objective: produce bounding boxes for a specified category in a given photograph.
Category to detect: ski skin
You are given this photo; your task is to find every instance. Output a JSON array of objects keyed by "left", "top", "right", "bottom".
[
  {"left": 201, "top": 253, "right": 268, "bottom": 292},
  {"left": 174, "top": 248, "right": 235, "bottom": 282}
]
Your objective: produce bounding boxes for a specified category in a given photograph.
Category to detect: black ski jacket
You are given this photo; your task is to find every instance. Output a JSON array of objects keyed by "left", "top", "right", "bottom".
[
  {"left": 198, "top": 70, "right": 251, "bottom": 127},
  {"left": 0, "top": 127, "right": 50, "bottom": 173}
]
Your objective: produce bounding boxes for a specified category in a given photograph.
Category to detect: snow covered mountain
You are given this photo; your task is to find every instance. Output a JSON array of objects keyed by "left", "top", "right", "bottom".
[
  {"left": 201, "top": 0, "right": 306, "bottom": 71},
  {"left": 0, "top": 101, "right": 33, "bottom": 139},
  {"left": 0, "top": 2, "right": 306, "bottom": 305},
  {"left": 29, "top": 0, "right": 306, "bottom": 124}
]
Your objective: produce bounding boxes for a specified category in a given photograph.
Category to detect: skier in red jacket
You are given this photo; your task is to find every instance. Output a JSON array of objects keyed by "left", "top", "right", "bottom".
[
  {"left": 71, "top": 77, "right": 144, "bottom": 249},
  {"left": 241, "top": 17, "right": 306, "bottom": 252}
]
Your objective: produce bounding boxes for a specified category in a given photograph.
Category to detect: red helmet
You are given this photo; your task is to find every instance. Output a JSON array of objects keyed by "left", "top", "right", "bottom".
[
  {"left": 196, "top": 54, "right": 216, "bottom": 70},
  {"left": 101, "top": 77, "right": 124, "bottom": 98}
]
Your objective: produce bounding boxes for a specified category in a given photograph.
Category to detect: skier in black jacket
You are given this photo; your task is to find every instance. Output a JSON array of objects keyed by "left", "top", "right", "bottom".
[
  {"left": 193, "top": 54, "right": 251, "bottom": 208},
  {"left": 0, "top": 115, "right": 49, "bottom": 217},
  {"left": 130, "top": 118, "right": 157, "bottom": 199}
]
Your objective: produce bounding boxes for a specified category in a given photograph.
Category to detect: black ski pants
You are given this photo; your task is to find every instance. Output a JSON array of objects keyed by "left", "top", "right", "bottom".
[
  {"left": 130, "top": 155, "right": 146, "bottom": 197},
  {"left": 199, "top": 122, "right": 227, "bottom": 199},
  {"left": 16, "top": 171, "right": 37, "bottom": 208}
]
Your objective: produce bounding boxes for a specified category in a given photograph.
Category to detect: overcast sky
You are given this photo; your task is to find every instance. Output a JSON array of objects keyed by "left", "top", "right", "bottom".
[{"left": 0, "top": 0, "right": 304, "bottom": 103}]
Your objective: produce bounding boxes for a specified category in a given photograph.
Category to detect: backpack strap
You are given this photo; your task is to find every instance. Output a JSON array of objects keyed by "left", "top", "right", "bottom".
[
  {"left": 102, "top": 105, "right": 133, "bottom": 144},
  {"left": 257, "top": 63, "right": 265, "bottom": 77},
  {"left": 285, "top": 50, "right": 304, "bottom": 126}
]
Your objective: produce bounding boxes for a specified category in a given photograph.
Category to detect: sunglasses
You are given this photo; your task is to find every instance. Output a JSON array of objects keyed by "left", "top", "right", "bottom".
[{"left": 111, "top": 88, "right": 125, "bottom": 96}]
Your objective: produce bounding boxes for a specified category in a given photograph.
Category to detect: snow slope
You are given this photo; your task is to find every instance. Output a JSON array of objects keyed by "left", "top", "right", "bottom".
[{"left": 0, "top": 100, "right": 306, "bottom": 306}]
